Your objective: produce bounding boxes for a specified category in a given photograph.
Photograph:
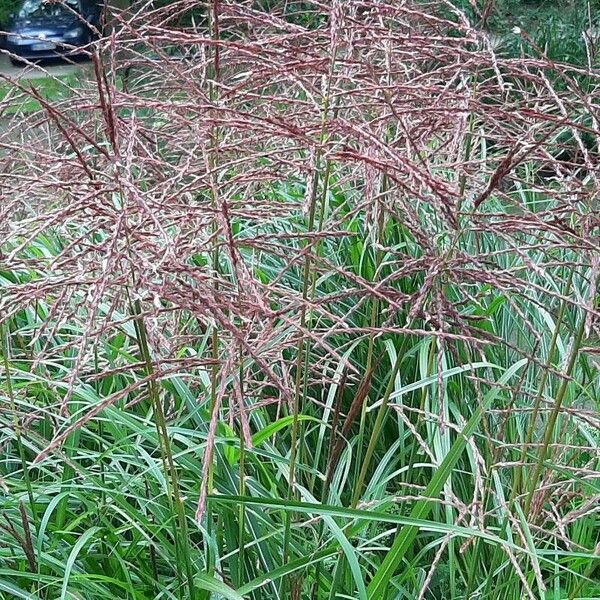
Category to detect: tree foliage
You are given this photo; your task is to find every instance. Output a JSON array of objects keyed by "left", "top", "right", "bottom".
[{"left": 0, "top": 0, "right": 21, "bottom": 27}]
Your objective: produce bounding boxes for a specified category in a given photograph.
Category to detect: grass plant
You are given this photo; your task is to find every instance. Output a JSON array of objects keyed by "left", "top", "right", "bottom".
[{"left": 0, "top": 1, "right": 599, "bottom": 599}]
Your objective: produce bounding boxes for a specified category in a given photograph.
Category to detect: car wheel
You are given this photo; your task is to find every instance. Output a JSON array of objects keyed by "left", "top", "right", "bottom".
[{"left": 10, "top": 57, "right": 26, "bottom": 67}]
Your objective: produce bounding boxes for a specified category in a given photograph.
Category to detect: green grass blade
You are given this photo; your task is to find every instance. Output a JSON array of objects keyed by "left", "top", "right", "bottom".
[
  {"left": 60, "top": 527, "right": 101, "bottom": 600},
  {"left": 366, "top": 358, "right": 528, "bottom": 598},
  {"left": 194, "top": 573, "right": 247, "bottom": 600}
]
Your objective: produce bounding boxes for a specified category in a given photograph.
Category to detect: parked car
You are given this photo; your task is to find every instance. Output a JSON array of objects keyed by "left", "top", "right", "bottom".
[{"left": 4, "top": 0, "right": 102, "bottom": 65}]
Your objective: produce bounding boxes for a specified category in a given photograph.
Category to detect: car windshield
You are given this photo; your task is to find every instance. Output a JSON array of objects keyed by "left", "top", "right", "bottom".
[{"left": 17, "top": 0, "right": 81, "bottom": 19}]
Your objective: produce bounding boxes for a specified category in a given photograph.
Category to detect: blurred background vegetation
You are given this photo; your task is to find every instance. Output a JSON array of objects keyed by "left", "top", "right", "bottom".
[
  {"left": 0, "top": 0, "right": 20, "bottom": 28},
  {"left": 488, "top": 0, "right": 599, "bottom": 65},
  {"left": 0, "top": 0, "right": 596, "bottom": 65}
]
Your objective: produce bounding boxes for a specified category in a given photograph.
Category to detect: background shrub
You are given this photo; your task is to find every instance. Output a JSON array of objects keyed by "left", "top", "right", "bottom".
[{"left": 0, "top": 0, "right": 21, "bottom": 27}]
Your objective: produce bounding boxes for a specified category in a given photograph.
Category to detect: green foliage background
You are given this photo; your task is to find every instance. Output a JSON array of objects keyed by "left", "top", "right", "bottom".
[
  {"left": 0, "top": 0, "right": 21, "bottom": 27},
  {"left": 1, "top": 0, "right": 596, "bottom": 59},
  {"left": 490, "top": 0, "right": 599, "bottom": 65}
]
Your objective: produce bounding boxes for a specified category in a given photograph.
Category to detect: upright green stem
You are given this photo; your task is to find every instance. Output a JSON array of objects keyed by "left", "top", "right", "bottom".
[
  {"left": 403, "top": 337, "right": 436, "bottom": 491},
  {"left": 131, "top": 298, "right": 196, "bottom": 599},
  {"left": 351, "top": 349, "right": 403, "bottom": 508},
  {"left": 352, "top": 180, "right": 387, "bottom": 500},
  {"left": 205, "top": 0, "right": 221, "bottom": 581},
  {"left": 1, "top": 322, "right": 41, "bottom": 597},
  {"left": 237, "top": 351, "right": 246, "bottom": 587},
  {"left": 464, "top": 357, "right": 532, "bottom": 600},
  {"left": 1, "top": 323, "right": 36, "bottom": 517},
  {"left": 282, "top": 43, "right": 338, "bottom": 577},
  {"left": 513, "top": 272, "right": 572, "bottom": 497},
  {"left": 524, "top": 310, "right": 587, "bottom": 516}
]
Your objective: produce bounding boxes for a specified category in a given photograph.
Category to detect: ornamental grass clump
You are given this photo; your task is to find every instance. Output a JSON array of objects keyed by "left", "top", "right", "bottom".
[{"left": 0, "top": 1, "right": 598, "bottom": 599}]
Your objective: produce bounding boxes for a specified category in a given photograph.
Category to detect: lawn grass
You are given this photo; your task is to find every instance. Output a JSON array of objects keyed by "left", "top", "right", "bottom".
[{"left": 0, "top": 71, "right": 81, "bottom": 114}]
